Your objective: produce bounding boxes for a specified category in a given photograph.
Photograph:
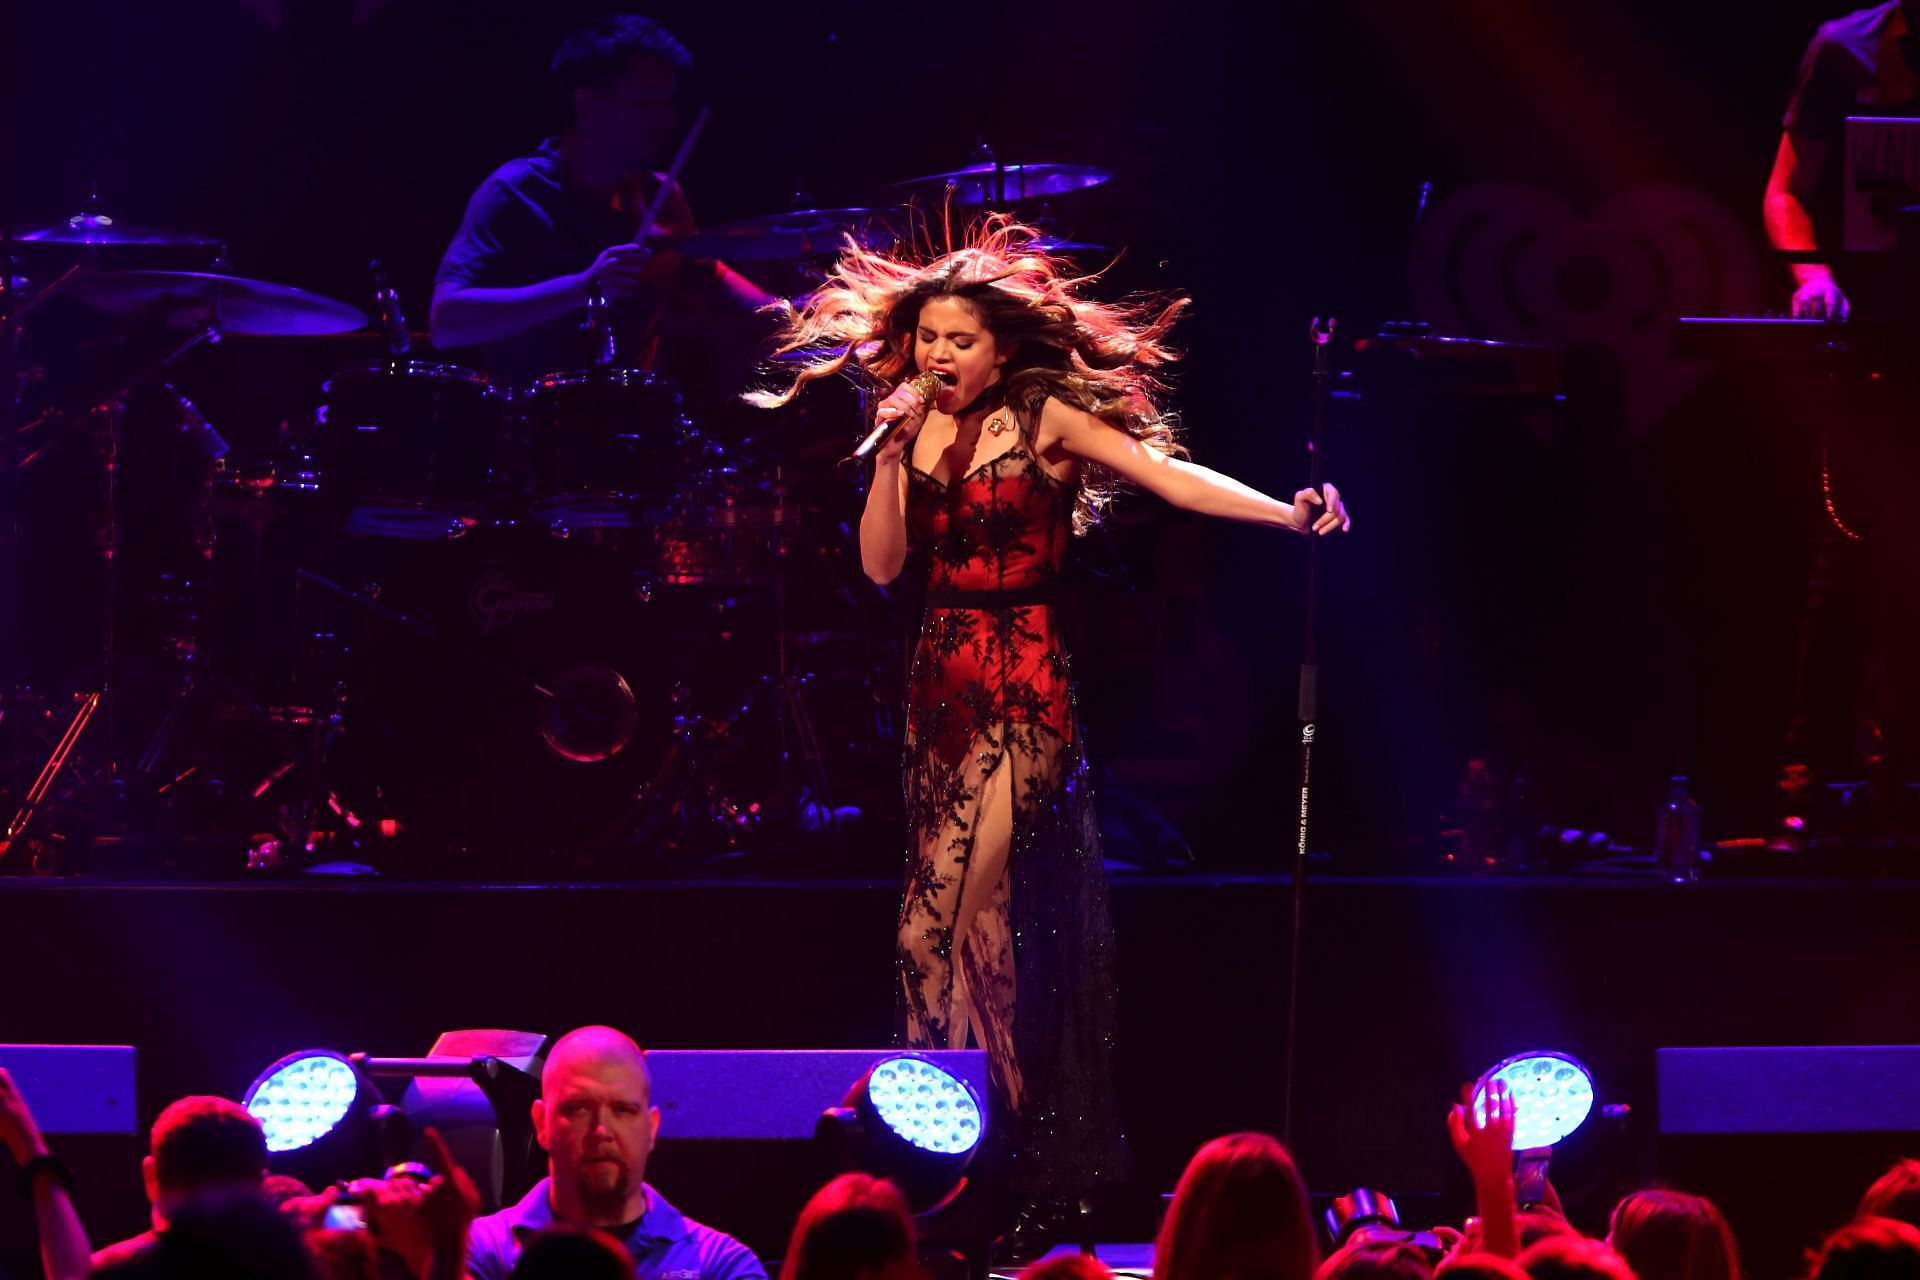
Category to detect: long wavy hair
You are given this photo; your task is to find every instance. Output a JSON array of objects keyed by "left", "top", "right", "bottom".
[
  {"left": 1154, "top": 1131, "right": 1319, "bottom": 1280},
  {"left": 1608, "top": 1189, "right": 1740, "bottom": 1280},
  {"left": 778, "top": 1173, "right": 921, "bottom": 1280},
  {"left": 749, "top": 213, "right": 1188, "bottom": 535}
]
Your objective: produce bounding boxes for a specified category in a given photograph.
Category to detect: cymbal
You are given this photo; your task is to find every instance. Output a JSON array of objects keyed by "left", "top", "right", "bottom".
[
  {"left": 877, "top": 162, "right": 1112, "bottom": 207},
  {"left": 14, "top": 213, "right": 223, "bottom": 247},
  {"left": 1028, "top": 236, "right": 1109, "bottom": 254},
  {"left": 60, "top": 270, "right": 367, "bottom": 336},
  {"left": 677, "top": 207, "right": 890, "bottom": 261}
]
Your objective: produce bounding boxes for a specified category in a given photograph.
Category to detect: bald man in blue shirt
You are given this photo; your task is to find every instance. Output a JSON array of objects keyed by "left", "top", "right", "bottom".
[{"left": 467, "top": 1027, "right": 765, "bottom": 1280}]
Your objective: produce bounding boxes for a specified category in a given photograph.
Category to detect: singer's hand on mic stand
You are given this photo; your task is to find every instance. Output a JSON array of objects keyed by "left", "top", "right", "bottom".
[{"left": 1285, "top": 482, "right": 1352, "bottom": 536}]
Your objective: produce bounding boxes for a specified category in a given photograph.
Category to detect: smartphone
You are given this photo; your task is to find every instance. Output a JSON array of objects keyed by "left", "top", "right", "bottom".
[
  {"left": 322, "top": 1203, "right": 367, "bottom": 1231},
  {"left": 1514, "top": 1152, "right": 1552, "bottom": 1208}
]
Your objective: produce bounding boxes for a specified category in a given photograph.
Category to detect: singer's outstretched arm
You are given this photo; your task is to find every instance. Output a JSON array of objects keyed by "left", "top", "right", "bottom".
[{"left": 1037, "top": 398, "right": 1349, "bottom": 535}]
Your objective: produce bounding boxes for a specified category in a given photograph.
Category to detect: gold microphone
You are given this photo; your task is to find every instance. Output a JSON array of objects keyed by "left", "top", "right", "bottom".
[{"left": 846, "top": 369, "right": 946, "bottom": 464}]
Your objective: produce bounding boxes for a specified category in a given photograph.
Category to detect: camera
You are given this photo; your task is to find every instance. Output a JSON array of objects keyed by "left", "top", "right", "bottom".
[
  {"left": 1326, "top": 1188, "right": 1447, "bottom": 1260},
  {"left": 319, "top": 1161, "right": 434, "bottom": 1232}
]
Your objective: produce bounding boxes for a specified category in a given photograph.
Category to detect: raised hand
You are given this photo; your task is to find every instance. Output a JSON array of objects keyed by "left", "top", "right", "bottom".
[
  {"left": 0, "top": 1068, "right": 50, "bottom": 1164},
  {"left": 418, "top": 1128, "right": 480, "bottom": 1246},
  {"left": 1449, "top": 1078, "right": 1518, "bottom": 1183},
  {"left": 1448, "top": 1079, "right": 1520, "bottom": 1259},
  {"left": 353, "top": 1176, "right": 433, "bottom": 1275}
]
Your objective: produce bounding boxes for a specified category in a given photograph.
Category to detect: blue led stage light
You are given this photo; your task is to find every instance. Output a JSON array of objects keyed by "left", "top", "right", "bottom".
[
  {"left": 865, "top": 1054, "right": 985, "bottom": 1156},
  {"left": 244, "top": 1051, "right": 366, "bottom": 1153},
  {"left": 1474, "top": 1049, "right": 1596, "bottom": 1150}
]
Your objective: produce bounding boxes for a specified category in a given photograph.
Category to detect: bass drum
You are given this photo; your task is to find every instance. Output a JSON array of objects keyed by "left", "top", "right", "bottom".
[{"left": 338, "top": 526, "right": 673, "bottom": 864}]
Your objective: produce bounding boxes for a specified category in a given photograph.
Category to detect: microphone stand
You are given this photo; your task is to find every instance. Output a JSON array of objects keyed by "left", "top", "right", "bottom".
[{"left": 1280, "top": 317, "right": 1334, "bottom": 1146}]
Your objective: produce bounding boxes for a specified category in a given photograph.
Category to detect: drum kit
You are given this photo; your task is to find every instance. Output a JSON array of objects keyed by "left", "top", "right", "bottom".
[{"left": 0, "top": 158, "right": 1113, "bottom": 876}]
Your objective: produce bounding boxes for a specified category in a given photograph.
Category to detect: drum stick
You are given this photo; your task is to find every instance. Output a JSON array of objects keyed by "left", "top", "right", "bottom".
[{"left": 636, "top": 105, "right": 711, "bottom": 244}]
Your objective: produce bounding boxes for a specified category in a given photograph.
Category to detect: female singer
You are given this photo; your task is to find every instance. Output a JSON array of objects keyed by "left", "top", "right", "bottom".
[{"left": 753, "top": 215, "right": 1350, "bottom": 1242}]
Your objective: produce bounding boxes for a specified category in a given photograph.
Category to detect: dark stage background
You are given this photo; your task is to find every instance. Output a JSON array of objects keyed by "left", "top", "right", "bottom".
[{"left": 2, "top": 0, "right": 1858, "bottom": 865}]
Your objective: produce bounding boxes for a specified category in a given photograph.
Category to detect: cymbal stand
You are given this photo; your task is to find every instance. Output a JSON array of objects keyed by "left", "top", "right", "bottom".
[
  {"left": 1, "top": 221, "right": 25, "bottom": 823},
  {"left": 760, "top": 463, "right": 840, "bottom": 848},
  {"left": 94, "top": 298, "right": 224, "bottom": 781}
]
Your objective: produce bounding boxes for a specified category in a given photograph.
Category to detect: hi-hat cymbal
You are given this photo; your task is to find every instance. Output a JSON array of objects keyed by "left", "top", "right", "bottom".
[
  {"left": 61, "top": 270, "right": 367, "bottom": 336},
  {"left": 877, "top": 162, "right": 1112, "bottom": 207},
  {"left": 677, "top": 207, "right": 891, "bottom": 261},
  {"left": 15, "top": 213, "right": 223, "bottom": 247}
]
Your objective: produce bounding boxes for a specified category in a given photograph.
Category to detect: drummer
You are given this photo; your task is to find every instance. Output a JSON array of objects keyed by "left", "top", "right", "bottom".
[{"left": 429, "top": 14, "right": 775, "bottom": 400}]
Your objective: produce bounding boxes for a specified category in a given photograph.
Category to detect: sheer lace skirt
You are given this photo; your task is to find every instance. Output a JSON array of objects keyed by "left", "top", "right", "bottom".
[{"left": 896, "top": 694, "right": 1130, "bottom": 1194}]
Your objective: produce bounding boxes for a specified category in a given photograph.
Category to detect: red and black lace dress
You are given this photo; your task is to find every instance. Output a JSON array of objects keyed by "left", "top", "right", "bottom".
[{"left": 898, "top": 432, "right": 1129, "bottom": 1196}]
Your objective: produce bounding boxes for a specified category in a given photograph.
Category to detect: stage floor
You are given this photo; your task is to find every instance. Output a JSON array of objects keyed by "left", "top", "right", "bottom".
[{"left": 10, "top": 872, "right": 1920, "bottom": 1265}]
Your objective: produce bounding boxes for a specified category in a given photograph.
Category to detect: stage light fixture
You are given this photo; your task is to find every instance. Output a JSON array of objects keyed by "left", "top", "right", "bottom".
[
  {"left": 242, "top": 1049, "right": 403, "bottom": 1188},
  {"left": 817, "top": 1053, "right": 987, "bottom": 1213},
  {"left": 866, "top": 1055, "right": 984, "bottom": 1156},
  {"left": 1473, "top": 1049, "right": 1595, "bottom": 1149},
  {"left": 244, "top": 1051, "right": 369, "bottom": 1154}
]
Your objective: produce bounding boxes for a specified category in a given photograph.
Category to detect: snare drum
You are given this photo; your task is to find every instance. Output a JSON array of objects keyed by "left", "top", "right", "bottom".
[
  {"left": 313, "top": 360, "right": 511, "bottom": 538},
  {"left": 518, "top": 367, "right": 690, "bottom": 518}
]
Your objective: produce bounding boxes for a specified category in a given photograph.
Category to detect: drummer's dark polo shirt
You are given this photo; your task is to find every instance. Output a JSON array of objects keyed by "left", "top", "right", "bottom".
[{"left": 434, "top": 138, "right": 672, "bottom": 387}]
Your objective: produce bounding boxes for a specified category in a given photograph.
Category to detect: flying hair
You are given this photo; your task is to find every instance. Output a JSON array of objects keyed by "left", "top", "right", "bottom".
[{"left": 747, "top": 211, "right": 1189, "bottom": 535}]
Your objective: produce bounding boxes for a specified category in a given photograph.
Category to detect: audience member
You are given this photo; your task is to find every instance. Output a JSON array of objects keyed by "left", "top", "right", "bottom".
[
  {"left": 778, "top": 1174, "right": 919, "bottom": 1280},
  {"left": 1810, "top": 1219, "right": 1920, "bottom": 1280},
  {"left": 1019, "top": 1256, "right": 1115, "bottom": 1278},
  {"left": 1606, "top": 1189, "right": 1738, "bottom": 1280},
  {"left": 1449, "top": 1082, "right": 1520, "bottom": 1260},
  {"left": 1518, "top": 1216, "right": 1581, "bottom": 1253},
  {"left": 1153, "top": 1131, "right": 1318, "bottom": 1280},
  {"left": 511, "top": 1223, "right": 635, "bottom": 1280},
  {"left": 1319, "top": 1239, "right": 1436, "bottom": 1280},
  {"left": 1516, "top": 1236, "right": 1636, "bottom": 1280},
  {"left": 305, "top": 1227, "right": 383, "bottom": 1280},
  {"left": 120, "top": 1187, "right": 320, "bottom": 1280},
  {"left": 91, "top": 1095, "right": 269, "bottom": 1271},
  {"left": 1439, "top": 1255, "right": 1533, "bottom": 1280},
  {"left": 264, "top": 1175, "right": 318, "bottom": 1208},
  {"left": 0, "top": 1067, "right": 92, "bottom": 1280},
  {"left": 467, "top": 1025, "right": 766, "bottom": 1279}
]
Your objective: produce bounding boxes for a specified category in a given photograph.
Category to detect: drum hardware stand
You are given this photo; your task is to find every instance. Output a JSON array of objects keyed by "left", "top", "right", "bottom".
[
  {"left": 757, "top": 464, "right": 841, "bottom": 849},
  {"left": 632, "top": 467, "right": 845, "bottom": 861},
  {"left": 90, "top": 298, "right": 226, "bottom": 784},
  {"left": 1, "top": 220, "right": 26, "bottom": 822},
  {"left": 0, "top": 692, "right": 101, "bottom": 872},
  {"left": 0, "top": 220, "right": 109, "bottom": 869},
  {"left": 585, "top": 279, "right": 619, "bottom": 368},
  {"left": 1281, "top": 316, "right": 1335, "bottom": 1147},
  {"left": 370, "top": 260, "right": 411, "bottom": 357}
]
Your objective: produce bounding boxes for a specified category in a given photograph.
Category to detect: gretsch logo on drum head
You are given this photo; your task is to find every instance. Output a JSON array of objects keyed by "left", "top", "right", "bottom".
[{"left": 470, "top": 571, "right": 556, "bottom": 635}]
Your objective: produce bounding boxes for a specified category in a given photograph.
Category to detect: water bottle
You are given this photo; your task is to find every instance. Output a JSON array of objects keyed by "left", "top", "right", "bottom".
[{"left": 1655, "top": 775, "right": 1702, "bottom": 882}]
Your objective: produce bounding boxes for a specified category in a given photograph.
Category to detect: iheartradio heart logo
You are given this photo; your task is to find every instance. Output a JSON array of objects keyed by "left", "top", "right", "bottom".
[{"left": 1409, "top": 182, "right": 1764, "bottom": 437}]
